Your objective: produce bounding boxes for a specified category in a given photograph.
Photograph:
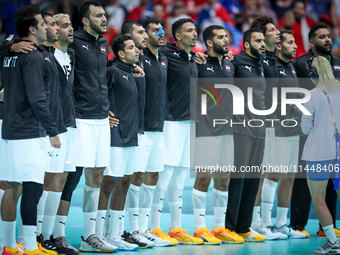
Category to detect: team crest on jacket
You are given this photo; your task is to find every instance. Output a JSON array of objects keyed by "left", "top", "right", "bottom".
[
  {"left": 334, "top": 65, "right": 340, "bottom": 71},
  {"left": 101, "top": 47, "right": 106, "bottom": 53},
  {"left": 141, "top": 62, "right": 144, "bottom": 69},
  {"left": 261, "top": 70, "right": 264, "bottom": 77},
  {"left": 225, "top": 65, "right": 230, "bottom": 72},
  {"left": 292, "top": 69, "right": 296, "bottom": 74},
  {"left": 161, "top": 61, "right": 166, "bottom": 68}
]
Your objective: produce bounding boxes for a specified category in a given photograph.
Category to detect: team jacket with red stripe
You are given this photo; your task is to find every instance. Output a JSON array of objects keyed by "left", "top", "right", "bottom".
[
  {"left": 140, "top": 47, "right": 168, "bottom": 132},
  {"left": 2, "top": 41, "right": 58, "bottom": 139}
]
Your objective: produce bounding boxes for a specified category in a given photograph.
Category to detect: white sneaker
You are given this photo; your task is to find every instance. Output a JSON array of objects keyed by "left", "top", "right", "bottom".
[
  {"left": 276, "top": 224, "right": 307, "bottom": 239},
  {"left": 316, "top": 240, "right": 340, "bottom": 254},
  {"left": 251, "top": 221, "right": 281, "bottom": 240},
  {"left": 131, "top": 231, "right": 155, "bottom": 248},
  {"left": 142, "top": 229, "right": 172, "bottom": 247},
  {"left": 79, "top": 234, "right": 116, "bottom": 253},
  {"left": 269, "top": 226, "right": 288, "bottom": 240},
  {"left": 97, "top": 235, "right": 119, "bottom": 252},
  {"left": 106, "top": 235, "right": 139, "bottom": 251}
]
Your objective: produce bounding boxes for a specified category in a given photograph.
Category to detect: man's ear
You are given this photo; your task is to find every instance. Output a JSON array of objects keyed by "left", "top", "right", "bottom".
[
  {"left": 29, "top": 26, "right": 36, "bottom": 36},
  {"left": 206, "top": 39, "right": 213, "bottom": 49},
  {"left": 244, "top": 41, "right": 250, "bottom": 50},
  {"left": 82, "top": 17, "right": 89, "bottom": 27},
  {"left": 118, "top": 50, "right": 125, "bottom": 59},
  {"left": 175, "top": 32, "right": 181, "bottom": 41}
]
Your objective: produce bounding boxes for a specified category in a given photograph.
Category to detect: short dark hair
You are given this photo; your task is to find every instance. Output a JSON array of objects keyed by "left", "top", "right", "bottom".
[
  {"left": 243, "top": 27, "right": 263, "bottom": 49},
  {"left": 279, "top": 29, "right": 294, "bottom": 43},
  {"left": 308, "top": 24, "right": 329, "bottom": 41},
  {"left": 15, "top": 5, "right": 41, "bottom": 38},
  {"left": 202, "top": 25, "right": 224, "bottom": 48},
  {"left": 142, "top": 18, "right": 160, "bottom": 32},
  {"left": 112, "top": 34, "right": 133, "bottom": 60},
  {"left": 78, "top": 0, "right": 102, "bottom": 25},
  {"left": 171, "top": 18, "right": 194, "bottom": 42},
  {"left": 121, "top": 20, "right": 142, "bottom": 36},
  {"left": 250, "top": 16, "right": 275, "bottom": 35},
  {"left": 41, "top": 11, "right": 53, "bottom": 23}
]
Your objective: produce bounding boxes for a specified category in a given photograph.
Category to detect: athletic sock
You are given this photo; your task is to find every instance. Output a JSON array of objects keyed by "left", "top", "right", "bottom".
[
  {"left": 126, "top": 184, "right": 140, "bottom": 233},
  {"left": 323, "top": 224, "right": 337, "bottom": 244},
  {"left": 23, "top": 226, "right": 38, "bottom": 251},
  {"left": 36, "top": 190, "right": 48, "bottom": 235},
  {"left": 104, "top": 209, "right": 111, "bottom": 236},
  {"left": 82, "top": 184, "right": 100, "bottom": 240},
  {"left": 261, "top": 178, "right": 277, "bottom": 226},
  {"left": 212, "top": 188, "right": 228, "bottom": 229},
  {"left": 108, "top": 210, "right": 123, "bottom": 238},
  {"left": 42, "top": 191, "right": 62, "bottom": 240},
  {"left": 119, "top": 210, "right": 125, "bottom": 236},
  {"left": 139, "top": 184, "right": 156, "bottom": 232},
  {"left": 192, "top": 188, "right": 207, "bottom": 230},
  {"left": 252, "top": 206, "right": 261, "bottom": 225},
  {"left": 3, "top": 221, "right": 16, "bottom": 249},
  {"left": 54, "top": 215, "right": 67, "bottom": 238},
  {"left": 95, "top": 210, "right": 106, "bottom": 237},
  {"left": 17, "top": 218, "right": 24, "bottom": 244},
  {"left": 275, "top": 207, "right": 288, "bottom": 228}
]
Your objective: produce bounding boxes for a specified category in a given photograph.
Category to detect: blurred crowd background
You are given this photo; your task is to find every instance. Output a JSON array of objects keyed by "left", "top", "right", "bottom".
[{"left": 0, "top": 0, "right": 339, "bottom": 59}]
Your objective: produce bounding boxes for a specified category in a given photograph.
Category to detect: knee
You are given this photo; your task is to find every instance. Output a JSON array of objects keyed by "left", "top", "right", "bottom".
[
  {"left": 132, "top": 172, "right": 144, "bottom": 186},
  {"left": 101, "top": 176, "right": 115, "bottom": 194},
  {"left": 194, "top": 178, "right": 211, "bottom": 191},
  {"left": 7, "top": 182, "right": 22, "bottom": 200}
]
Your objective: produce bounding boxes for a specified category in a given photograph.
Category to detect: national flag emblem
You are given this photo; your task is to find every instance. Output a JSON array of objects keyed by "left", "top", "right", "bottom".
[
  {"left": 161, "top": 61, "right": 166, "bottom": 67},
  {"left": 225, "top": 65, "right": 230, "bottom": 71},
  {"left": 334, "top": 65, "right": 340, "bottom": 71},
  {"left": 261, "top": 71, "right": 264, "bottom": 77},
  {"left": 292, "top": 69, "right": 296, "bottom": 74},
  {"left": 101, "top": 47, "right": 106, "bottom": 53}
]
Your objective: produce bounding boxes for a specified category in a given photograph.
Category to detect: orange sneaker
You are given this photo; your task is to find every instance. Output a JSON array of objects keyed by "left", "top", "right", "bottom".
[
  {"left": 237, "top": 231, "right": 265, "bottom": 242},
  {"left": 193, "top": 227, "right": 221, "bottom": 245},
  {"left": 151, "top": 228, "right": 178, "bottom": 246},
  {"left": 317, "top": 227, "right": 339, "bottom": 237},
  {"left": 23, "top": 249, "right": 41, "bottom": 255},
  {"left": 2, "top": 246, "right": 23, "bottom": 255},
  {"left": 211, "top": 227, "right": 245, "bottom": 244},
  {"left": 168, "top": 227, "right": 203, "bottom": 245}
]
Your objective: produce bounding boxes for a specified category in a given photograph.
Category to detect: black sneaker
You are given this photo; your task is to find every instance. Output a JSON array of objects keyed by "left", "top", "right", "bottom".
[
  {"left": 37, "top": 234, "right": 59, "bottom": 255},
  {"left": 121, "top": 231, "right": 148, "bottom": 249},
  {"left": 45, "top": 236, "right": 75, "bottom": 255}
]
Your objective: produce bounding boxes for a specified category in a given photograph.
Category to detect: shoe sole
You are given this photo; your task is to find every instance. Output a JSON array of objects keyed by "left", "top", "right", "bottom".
[
  {"left": 220, "top": 240, "right": 244, "bottom": 244},
  {"left": 154, "top": 243, "right": 173, "bottom": 247},
  {"left": 119, "top": 247, "right": 139, "bottom": 251},
  {"left": 79, "top": 249, "right": 115, "bottom": 253},
  {"left": 177, "top": 241, "right": 203, "bottom": 245},
  {"left": 244, "top": 239, "right": 265, "bottom": 242},
  {"left": 202, "top": 242, "right": 222, "bottom": 245}
]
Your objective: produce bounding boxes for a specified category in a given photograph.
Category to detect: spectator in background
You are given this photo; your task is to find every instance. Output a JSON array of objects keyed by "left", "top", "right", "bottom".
[
  {"left": 183, "top": 0, "right": 206, "bottom": 21},
  {"left": 225, "top": 28, "right": 241, "bottom": 54},
  {"left": 125, "top": 0, "right": 149, "bottom": 21},
  {"left": 306, "top": 0, "right": 332, "bottom": 21},
  {"left": 278, "top": 0, "right": 316, "bottom": 57},
  {"left": 221, "top": 0, "right": 244, "bottom": 19},
  {"left": 272, "top": 0, "right": 294, "bottom": 19},
  {"left": 198, "top": 0, "right": 234, "bottom": 27},
  {"left": 167, "top": 0, "right": 191, "bottom": 24},
  {"left": 248, "top": 0, "right": 278, "bottom": 25},
  {"left": 120, "top": 0, "right": 140, "bottom": 13},
  {"left": 153, "top": 0, "right": 167, "bottom": 21},
  {"left": 106, "top": 0, "right": 127, "bottom": 34}
]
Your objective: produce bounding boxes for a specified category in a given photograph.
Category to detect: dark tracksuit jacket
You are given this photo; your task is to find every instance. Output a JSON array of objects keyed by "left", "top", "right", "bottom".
[
  {"left": 69, "top": 27, "right": 110, "bottom": 119},
  {"left": 196, "top": 55, "right": 234, "bottom": 137},
  {"left": 107, "top": 59, "right": 138, "bottom": 147},
  {"left": 140, "top": 48, "right": 168, "bottom": 132},
  {"left": 291, "top": 50, "right": 340, "bottom": 230},
  {"left": 226, "top": 51, "right": 266, "bottom": 233},
  {"left": 135, "top": 57, "right": 146, "bottom": 134},
  {"left": 159, "top": 43, "right": 198, "bottom": 121},
  {"left": 2, "top": 41, "right": 58, "bottom": 139}
]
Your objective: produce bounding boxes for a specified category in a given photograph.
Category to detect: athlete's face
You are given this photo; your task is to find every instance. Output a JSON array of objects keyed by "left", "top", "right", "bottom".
[
  {"left": 264, "top": 23, "right": 280, "bottom": 45},
  {"left": 57, "top": 17, "right": 73, "bottom": 45},
  {"left": 147, "top": 23, "right": 164, "bottom": 48},
  {"left": 281, "top": 33, "right": 297, "bottom": 60},
  {"left": 121, "top": 40, "right": 139, "bottom": 65},
  {"left": 249, "top": 32, "right": 265, "bottom": 59},
  {"left": 45, "top": 15, "right": 59, "bottom": 43},
  {"left": 87, "top": 5, "right": 107, "bottom": 35},
  {"left": 311, "top": 28, "right": 332, "bottom": 55},
  {"left": 177, "top": 22, "right": 197, "bottom": 48},
  {"left": 35, "top": 14, "right": 47, "bottom": 44},
  {"left": 131, "top": 24, "right": 148, "bottom": 50},
  {"left": 211, "top": 29, "right": 228, "bottom": 56}
]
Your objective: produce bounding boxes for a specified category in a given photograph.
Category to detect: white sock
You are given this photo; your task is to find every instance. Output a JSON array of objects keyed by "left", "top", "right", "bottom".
[
  {"left": 108, "top": 210, "right": 123, "bottom": 238},
  {"left": 119, "top": 211, "right": 125, "bottom": 236},
  {"left": 0, "top": 188, "right": 5, "bottom": 248},
  {"left": 83, "top": 212, "right": 97, "bottom": 240},
  {"left": 23, "top": 225, "right": 38, "bottom": 251},
  {"left": 54, "top": 215, "right": 67, "bottom": 238},
  {"left": 3, "top": 221, "right": 16, "bottom": 249},
  {"left": 323, "top": 224, "right": 337, "bottom": 244},
  {"left": 212, "top": 188, "right": 228, "bottom": 229},
  {"left": 150, "top": 203, "right": 163, "bottom": 230},
  {"left": 42, "top": 191, "right": 62, "bottom": 240},
  {"left": 126, "top": 184, "right": 140, "bottom": 233},
  {"left": 37, "top": 190, "right": 48, "bottom": 235},
  {"left": 95, "top": 210, "right": 107, "bottom": 237},
  {"left": 169, "top": 201, "right": 182, "bottom": 229},
  {"left": 17, "top": 217, "right": 24, "bottom": 244},
  {"left": 192, "top": 188, "right": 207, "bottom": 230},
  {"left": 252, "top": 206, "right": 261, "bottom": 225},
  {"left": 275, "top": 207, "right": 288, "bottom": 228},
  {"left": 261, "top": 178, "right": 277, "bottom": 226},
  {"left": 104, "top": 209, "right": 111, "bottom": 236},
  {"left": 139, "top": 184, "right": 156, "bottom": 232}
]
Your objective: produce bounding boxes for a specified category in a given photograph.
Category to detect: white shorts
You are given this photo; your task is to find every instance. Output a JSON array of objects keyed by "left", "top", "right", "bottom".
[
  {"left": 163, "top": 120, "right": 193, "bottom": 167},
  {"left": 133, "top": 132, "right": 164, "bottom": 173},
  {"left": 194, "top": 135, "right": 234, "bottom": 170},
  {"left": 104, "top": 146, "right": 136, "bottom": 177},
  {"left": 0, "top": 120, "right": 7, "bottom": 179},
  {"left": 262, "top": 128, "right": 275, "bottom": 167},
  {"left": 45, "top": 128, "right": 76, "bottom": 173},
  {"left": 4, "top": 137, "right": 48, "bottom": 184},
  {"left": 271, "top": 136, "right": 299, "bottom": 174},
  {"left": 74, "top": 118, "right": 110, "bottom": 168}
]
